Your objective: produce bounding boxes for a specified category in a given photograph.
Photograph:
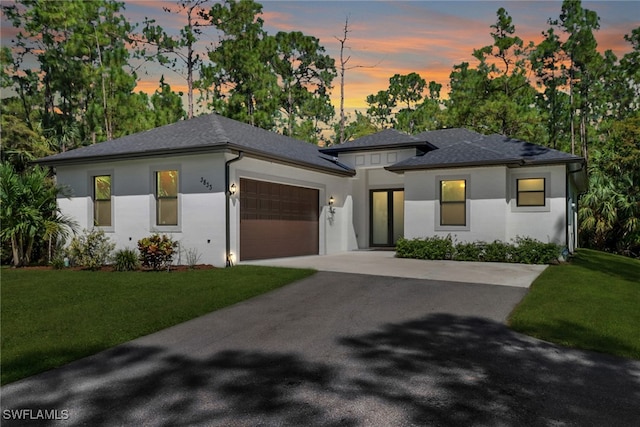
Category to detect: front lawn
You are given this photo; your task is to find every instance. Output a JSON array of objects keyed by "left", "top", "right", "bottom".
[
  {"left": 509, "top": 249, "right": 640, "bottom": 360},
  {"left": 0, "top": 266, "right": 315, "bottom": 385}
]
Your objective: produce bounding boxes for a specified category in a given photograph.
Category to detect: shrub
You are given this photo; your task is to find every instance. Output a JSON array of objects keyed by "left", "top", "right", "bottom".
[
  {"left": 397, "top": 235, "right": 560, "bottom": 265},
  {"left": 137, "top": 234, "right": 178, "bottom": 271},
  {"left": 50, "top": 256, "right": 65, "bottom": 270},
  {"left": 114, "top": 248, "right": 140, "bottom": 272},
  {"left": 481, "top": 240, "right": 513, "bottom": 262},
  {"left": 184, "top": 247, "right": 202, "bottom": 269},
  {"left": 453, "top": 241, "right": 484, "bottom": 261},
  {"left": 512, "top": 236, "right": 561, "bottom": 264},
  {"left": 68, "top": 228, "right": 115, "bottom": 270},
  {"left": 396, "top": 235, "right": 454, "bottom": 260}
]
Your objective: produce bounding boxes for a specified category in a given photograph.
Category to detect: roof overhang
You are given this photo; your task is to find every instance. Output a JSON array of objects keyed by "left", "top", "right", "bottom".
[
  {"left": 35, "top": 143, "right": 355, "bottom": 177},
  {"left": 320, "top": 142, "right": 435, "bottom": 155}
]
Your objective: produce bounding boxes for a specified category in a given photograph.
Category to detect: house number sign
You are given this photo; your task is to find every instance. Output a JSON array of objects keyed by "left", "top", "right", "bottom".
[{"left": 200, "top": 177, "right": 213, "bottom": 191}]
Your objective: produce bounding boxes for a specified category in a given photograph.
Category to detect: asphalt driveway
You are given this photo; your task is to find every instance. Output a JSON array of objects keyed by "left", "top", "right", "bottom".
[{"left": 2, "top": 271, "right": 639, "bottom": 426}]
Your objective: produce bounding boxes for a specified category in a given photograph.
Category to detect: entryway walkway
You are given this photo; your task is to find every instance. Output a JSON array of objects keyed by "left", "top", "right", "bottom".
[{"left": 242, "top": 250, "right": 547, "bottom": 288}]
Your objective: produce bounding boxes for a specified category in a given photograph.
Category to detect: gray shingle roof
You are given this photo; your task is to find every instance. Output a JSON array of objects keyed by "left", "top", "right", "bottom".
[
  {"left": 320, "top": 129, "right": 433, "bottom": 154},
  {"left": 36, "top": 114, "right": 354, "bottom": 176},
  {"left": 387, "top": 131, "right": 584, "bottom": 171}
]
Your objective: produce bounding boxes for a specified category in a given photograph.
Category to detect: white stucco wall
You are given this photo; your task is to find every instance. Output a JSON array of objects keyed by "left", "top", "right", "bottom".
[
  {"left": 56, "top": 152, "right": 357, "bottom": 267},
  {"left": 229, "top": 156, "right": 357, "bottom": 260},
  {"left": 56, "top": 153, "right": 228, "bottom": 266},
  {"left": 404, "top": 164, "right": 568, "bottom": 246},
  {"left": 337, "top": 149, "right": 412, "bottom": 248}
]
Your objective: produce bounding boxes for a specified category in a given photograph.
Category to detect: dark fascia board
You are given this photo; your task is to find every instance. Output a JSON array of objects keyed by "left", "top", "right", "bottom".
[
  {"left": 385, "top": 158, "right": 523, "bottom": 173},
  {"left": 386, "top": 156, "right": 585, "bottom": 173},
  {"left": 320, "top": 142, "right": 435, "bottom": 155},
  {"left": 35, "top": 143, "right": 356, "bottom": 177}
]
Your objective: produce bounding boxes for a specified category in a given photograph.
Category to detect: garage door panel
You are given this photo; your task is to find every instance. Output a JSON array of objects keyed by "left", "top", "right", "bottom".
[{"left": 240, "top": 178, "right": 319, "bottom": 261}]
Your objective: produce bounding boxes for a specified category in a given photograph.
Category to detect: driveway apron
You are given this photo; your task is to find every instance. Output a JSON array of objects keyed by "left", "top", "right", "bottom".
[{"left": 2, "top": 271, "right": 639, "bottom": 426}]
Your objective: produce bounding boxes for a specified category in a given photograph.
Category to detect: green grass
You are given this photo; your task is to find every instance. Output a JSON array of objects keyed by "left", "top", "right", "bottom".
[
  {"left": 509, "top": 249, "right": 640, "bottom": 360},
  {"left": 0, "top": 266, "right": 315, "bottom": 385}
]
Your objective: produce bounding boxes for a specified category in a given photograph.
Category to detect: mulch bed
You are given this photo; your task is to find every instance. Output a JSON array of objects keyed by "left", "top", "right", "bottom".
[{"left": 9, "top": 264, "right": 217, "bottom": 272}]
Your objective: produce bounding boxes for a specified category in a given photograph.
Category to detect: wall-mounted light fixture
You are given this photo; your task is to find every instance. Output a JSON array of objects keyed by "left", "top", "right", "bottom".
[
  {"left": 229, "top": 182, "right": 237, "bottom": 196},
  {"left": 226, "top": 252, "right": 236, "bottom": 267},
  {"left": 328, "top": 195, "right": 336, "bottom": 215}
]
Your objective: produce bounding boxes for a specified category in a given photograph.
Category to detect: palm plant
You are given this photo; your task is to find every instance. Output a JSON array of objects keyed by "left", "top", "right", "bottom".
[{"left": 0, "top": 163, "right": 77, "bottom": 266}]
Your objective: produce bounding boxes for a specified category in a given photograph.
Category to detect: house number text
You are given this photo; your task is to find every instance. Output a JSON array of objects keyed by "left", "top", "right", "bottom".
[{"left": 200, "top": 177, "right": 213, "bottom": 191}]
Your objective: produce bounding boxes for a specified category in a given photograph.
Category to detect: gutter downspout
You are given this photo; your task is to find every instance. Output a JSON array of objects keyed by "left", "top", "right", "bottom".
[
  {"left": 225, "top": 151, "right": 243, "bottom": 267},
  {"left": 567, "top": 161, "right": 587, "bottom": 252}
]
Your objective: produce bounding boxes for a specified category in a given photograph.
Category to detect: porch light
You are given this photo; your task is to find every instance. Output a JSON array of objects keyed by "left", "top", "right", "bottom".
[
  {"left": 229, "top": 182, "right": 237, "bottom": 195},
  {"left": 226, "top": 252, "right": 236, "bottom": 267},
  {"left": 328, "top": 196, "right": 336, "bottom": 215},
  {"left": 329, "top": 195, "right": 335, "bottom": 206}
]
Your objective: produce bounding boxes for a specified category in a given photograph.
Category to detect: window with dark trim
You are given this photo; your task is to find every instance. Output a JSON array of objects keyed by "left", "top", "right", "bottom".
[
  {"left": 156, "top": 170, "right": 178, "bottom": 225},
  {"left": 517, "top": 178, "right": 545, "bottom": 207},
  {"left": 93, "top": 175, "right": 111, "bottom": 227},
  {"left": 440, "top": 179, "right": 466, "bottom": 226}
]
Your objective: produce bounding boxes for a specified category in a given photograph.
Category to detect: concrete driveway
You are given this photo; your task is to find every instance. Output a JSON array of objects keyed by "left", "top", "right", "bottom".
[
  {"left": 2, "top": 271, "right": 639, "bottom": 426},
  {"left": 242, "top": 250, "right": 547, "bottom": 288}
]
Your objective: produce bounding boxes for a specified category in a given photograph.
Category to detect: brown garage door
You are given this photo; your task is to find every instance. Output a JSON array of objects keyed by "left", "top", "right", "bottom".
[{"left": 240, "top": 178, "right": 319, "bottom": 261}]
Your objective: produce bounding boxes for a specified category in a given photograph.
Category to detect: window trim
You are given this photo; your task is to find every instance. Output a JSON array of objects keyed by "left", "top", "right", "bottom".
[
  {"left": 150, "top": 165, "right": 181, "bottom": 232},
  {"left": 435, "top": 174, "right": 470, "bottom": 231},
  {"left": 516, "top": 178, "right": 546, "bottom": 207},
  {"left": 510, "top": 171, "right": 551, "bottom": 213},
  {"left": 88, "top": 170, "right": 114, "bottom": 232}
]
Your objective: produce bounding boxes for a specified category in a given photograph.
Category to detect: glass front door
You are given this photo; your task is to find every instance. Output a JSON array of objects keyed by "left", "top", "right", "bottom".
[{"left": 370, "top": 189, "right": 404, "bottom": 247}]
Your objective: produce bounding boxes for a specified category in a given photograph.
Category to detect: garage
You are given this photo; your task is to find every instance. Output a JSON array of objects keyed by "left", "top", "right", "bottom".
[{"left": 239, "top": 178, "right": 319, "bottom": 261}]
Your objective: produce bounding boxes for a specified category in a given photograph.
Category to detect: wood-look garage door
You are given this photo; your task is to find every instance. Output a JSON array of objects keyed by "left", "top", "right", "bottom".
[{"left": 240, "top": 178, "right": 319, "bottom": 261}]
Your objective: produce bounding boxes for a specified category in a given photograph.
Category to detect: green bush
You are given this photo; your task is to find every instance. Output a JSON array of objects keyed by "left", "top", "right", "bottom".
[
  {"left": 114, "top": 248, "right": 140, "bottom": 272},
  {"left": 50, "top": 256, "right": 66, "bottom": 270},
  {"left": 396, "top": 235, "right": 454, "bottom": 260},
  {"left": 396, "top": 235, "right": 560, "bottom": 265},
  {"left": 453, "top": 241, "right": 483, "bottom": 261},
  {"left": 68, "top": 229, "right": 115, "bottom": 270},
  {"left": 512, "top": 236, "right": 561, "bottom": 264},
  {"left": 482, "top": 240, "right": 513, "bottom": 262},
  {"left": 138, "top": 234, "right": 178, "bottom": 271}
]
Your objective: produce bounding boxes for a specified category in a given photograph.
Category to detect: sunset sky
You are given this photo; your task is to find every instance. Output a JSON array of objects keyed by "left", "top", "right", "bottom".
[{"left": 2, "top": 1, "right": 639, "bottom": 115}]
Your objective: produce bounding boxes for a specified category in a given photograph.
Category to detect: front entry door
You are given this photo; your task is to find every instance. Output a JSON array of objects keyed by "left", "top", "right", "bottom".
[{"left": 370, "top": 189, "right": 404, "bottom": 247}]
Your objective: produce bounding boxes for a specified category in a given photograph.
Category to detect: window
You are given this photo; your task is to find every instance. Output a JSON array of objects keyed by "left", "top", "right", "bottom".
[
  {"left": 156, "top": 170, "right": 178, "bottom": 225},
  {"left": 93, "top": 175, "right": 111, "bottom": 227},
  {"left": 517, "top": 178, "right": 545, "bottom": 207},
  {"left": 440, "top": 179, "right": 466, "bottom": 226}
]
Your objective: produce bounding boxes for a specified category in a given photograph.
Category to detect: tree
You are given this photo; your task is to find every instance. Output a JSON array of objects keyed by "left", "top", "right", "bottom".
[
  {"left": 0, "top": 164, "right": 77, "bottom": 266},
  {"left": 531, "top": 27, "right": 570, "bottom": 150},
  {"left": 140, "top": 0, "right": 210, "bottom": 119},
  {"left": 579, "top": 113, "right": 640, "bottom": 256},
  {"left": 151, "top": 76, "right": 187, "bottom": 126},
  {"left": 2, "top": 0, "right": 144, "bottom": 145},
  {"left": 272, "top": 31, "right": 336, "bottom": 142},
  {"left": 554, "top": 0, "right": 602, "bottom": 160},
  {"left": 331, "top": 111, "right": 379, "bottom": 145},
  {"left": 200, "top": 0, "right": 278, "bottom": 129},
  {"left": 366, "top": 90, "right": 396, "bottom": 129}
]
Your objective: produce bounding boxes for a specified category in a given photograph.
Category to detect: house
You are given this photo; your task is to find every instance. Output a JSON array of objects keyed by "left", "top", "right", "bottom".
[{"left": 37, "top": 113, "right": 587, "bottom": 267}]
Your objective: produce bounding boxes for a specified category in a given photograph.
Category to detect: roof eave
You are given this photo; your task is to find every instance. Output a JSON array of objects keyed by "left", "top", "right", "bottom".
[
  {"left": 321, "top": 142, "right": 435, "bottom": 155},
  {"left": 33, "top": 144, "right": 229, "bottom": 166},
  {"left": 36, "top": 143, "right": 355, "bottom": 177},
  {"left": 386, "top": 158, "right": 523, "bottom": 173},
  {"left": 225, "top": 143, "right": 355, "bottom": 177}
]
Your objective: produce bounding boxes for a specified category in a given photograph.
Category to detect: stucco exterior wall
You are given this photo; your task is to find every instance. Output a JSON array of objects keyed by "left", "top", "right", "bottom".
[
  {"left": 56, "top": 153, "right": 228, "bottom": 266},
  {"left": 337, "top": 149, "right": 412, "bottom": 248},
  {"left": 404, "top": 164, "right": 568, "bottom": 246},
  {"left": 56, "top": 152, "right": 357, "bottom": 267},
  {"left": 229, "top": 155, "right": 357, "bottom": 261}
]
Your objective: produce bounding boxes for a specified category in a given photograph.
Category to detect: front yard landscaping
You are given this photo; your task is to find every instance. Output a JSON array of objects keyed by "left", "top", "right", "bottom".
[
  {"left": 0, "top": 266, "right": 315, "bottom": 385},
  {"left": 509, "top": 249, "right": 640, "bottom": 360}
]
